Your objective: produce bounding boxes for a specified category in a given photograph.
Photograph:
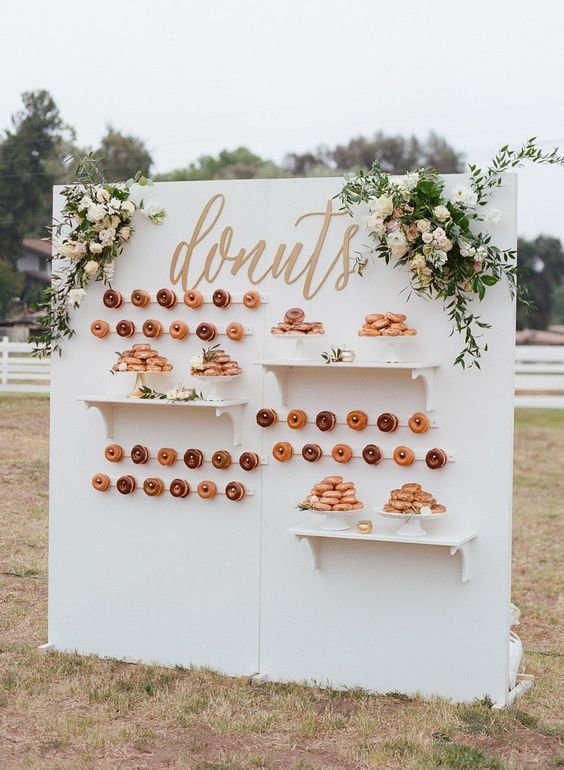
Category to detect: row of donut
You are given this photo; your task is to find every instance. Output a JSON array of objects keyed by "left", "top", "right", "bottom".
[
  {"left": 257, "top": 408, "right": 431, "bottom": 434},
  {"left": 103, "top": 288, "right": 261, "bottom": 310},
  {"left": 272, "top": 443, "right": 448, "bottom": 468},
  {"left": 92, "top": 474, "right": 247, "bottom": 500},
  {"left": 91, "top": 319, "right": 247, "bottom": 341},
  {"left": 104, "top": 444, "right": 261, "bottom": 471}
]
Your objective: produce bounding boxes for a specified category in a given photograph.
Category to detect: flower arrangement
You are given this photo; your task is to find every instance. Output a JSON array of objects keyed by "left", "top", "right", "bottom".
[
  {"left": 339, "top": 138, "right": 564, "bottom": 367},
  {"left": 321, "top": 346, "right": 347, "bottom": 364},
  {"left": 33, "top": 156, "right": 166, "bottom": 356},
  {"left": 189, "top": 344, "right": 220, "bottom": 374},
  {"left": 139, "top": 385, "right": 202, "bottom": 402}
]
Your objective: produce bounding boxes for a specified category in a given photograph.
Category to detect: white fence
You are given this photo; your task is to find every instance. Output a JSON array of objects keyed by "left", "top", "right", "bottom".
[
  {"left": 0, "top": 338, "right": 563, "bottom": 405},
  {"left": 0, "top": 336, "right": 50, "bottom": 394}
]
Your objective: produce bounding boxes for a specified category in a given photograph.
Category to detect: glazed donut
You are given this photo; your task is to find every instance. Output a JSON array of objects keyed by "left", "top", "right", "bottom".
[
  {"left": 156, "top": 288, "right": 177, "bottom": 308},
  {"left": 377, "top": 412, "right": 399, "bottom": 432},
  {"left": 103, "top": 289, "right": 123, "bottom": 309},
  {"left": 362, "top": 444, "right": 383, "bottom": 465},
  {"left": 393, "top": 446, "right": 415, "bottom": 467},
  {"left": 169, "top": 320, "right": 189, "bottom": 339},
  {"left": 104, "top": 444, "right": 124, "bottom": 462},
  {"left": 92, "top": 473, "right": 110, "bottom": 491},
  {"left": 157, "top": 447, "right": 177, "bottom": 466},
  {"left": 197, "top": 480, "right": 217, "bottom": 499},
  {"left": 302, "top": 443, "right": 323, "bottom": 462},
  {"left": 212, "top": 450, "right": 232, "bottom": 470},
  {"left": 184, "top": 289, "right": 204, "bottom": 309},
  {"left": 239, "top": 451, "right": 260, "bottom": 471},
  {"left": 131, "top": 289, "right": 151, "bottom": 308},
  {"left": 142, "top": 319, "right": 163, "bottom": 338},
  {"left": 196, "top": 322, "right": 217, "bottom": 341},
  {"left": 143, "top": 477, "right": 164, "bottom": 496},
  {"left": 346, "top": 410, "right": 368, "bottom": 431},
  {"left": 287, "top": 409, "right": 307, "bottom": 429},
  {"left": 225, "top": 481, "right": 246, "bottom": 501},
  {"left": 116, "top": 320, "right": 135, "bottom": 338},
  {"left": 256, "top": 408, "right": 278, "bottom": 427},
  {"left": 91, "top": 320, "right": 110, "bottom": 338},
  {"left": 272, "top": 441, "right": 293, "bottom": 462},
  {"left": 408, "top": 412, "right": 430, "bottom": 434},
  {"left": 315, "top": 411, "right": 336, "bottom": 432},
  {"left": 425, "top": 447, "right": 448, "bottom": 470},
  {"left": 131, "top": 444, "right": 149, "bottom": 464},
  {"left": 226, "top": 322, "right": 245, "bottom": 341},
  {"left": 184, "top": 448, "right": 204, "bottom": 469},
  {"left": 332, "top": 444, "right": 353, "bottom": 463},
  {"left": 243, "top": 290, "right": 261, "bottom": 309},
  {"left": 212, "top": 289, "right": 231, "bottom": 308},
  {"left": 170, "top": 478, "right": 190, "bottom": 497},
  {"left": 284, "top": 307, "right": 305, "bottom": 323},
  {"left": 116, "top": 475, "right": 136, "bottom": 494}
]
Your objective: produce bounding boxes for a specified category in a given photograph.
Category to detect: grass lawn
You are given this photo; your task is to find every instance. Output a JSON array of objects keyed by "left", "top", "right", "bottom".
[{"left": 0, "top": 395, "right": 562, "bottom": 770}]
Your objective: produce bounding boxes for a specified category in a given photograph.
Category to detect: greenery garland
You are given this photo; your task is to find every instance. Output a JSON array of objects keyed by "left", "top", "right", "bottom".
[
  {"left": 339, "top": 138, "right": 564, "bottom": 367},
  {"left": 33, "top": 156, "right": 166, "bottom": 357}
]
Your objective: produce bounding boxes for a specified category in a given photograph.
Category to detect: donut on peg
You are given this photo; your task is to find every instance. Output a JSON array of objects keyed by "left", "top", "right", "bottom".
[
  {"left": 184, "top": 289, "right": 204, "bottom": 308},
  {"left": 239, "top": 451, "right": 260, "bottom": 471},
  {"left": 377, "top": 412, "right": 399, "bottom": 432},
  {"left": 332, "top": 444, "right": 353, "bottom": 463},
  {"left": 346, "top": 410, "right": 368, "bottom": 431},
  {"left": 184, "top": 448, "right": 204, "bottom": 469},
  {"left": 256, "top": 408, "right": 278, "bottom": 427},
  {"left": 157, "top": 448, "right": 177, "bottom": 466},
  {"left": 225, "top": 481, "right": 246, "bottom": 501},
  {"left": 196, "top": 322, "right": 217, "bottom": 341},
  {"left": 143, "top": 477, "right": 164, "bottom": 496},
  {"left": 169, "top": 320, "right": 189, "bottom": 339},
  {"left": 362, "top": 444, "right": 383, "bottom": 465},
  {"left": 287, "top": 409, "right": 307, "bottom": 429},
  {"left": 284, "top": 307, "right": 305, "bottom": 324},
  {"left": 104, "top": 444, "right": 124, "bottom": 462},
  {"left": 425, "top": 447, "right": 448, "bottom": 469},
  {"left": 170, "top": 478, "right": 190, "bottom": 497},
  {"left": 243, "top": 290, "right": 261, "bottom": 308},
  {"left": 91, "top": 320, "right": 110, "bottom": 338},
  {"left": 226, "top": 322, "right": 245, "bottom": 341},
  {"left": 156, "top": 288, "right": 177, "bottom": 308},
  {"left": 197, "top": 480, "right": 217, "bottom": 499},
  {"left": 272, "top": 441, "right": 293, "bottom": 462},
  {"left": 103, "top": 289, "right": 123, "bottom": 309},
  {"left": 91, "top": 473, "right": 110, "bottom": 491},
  {"left": 302, "top": 443, "right": 323, "bottom": 462},
  {"left": 116, "top": 320, "right": 135, "bottom": 338},
  {"left": 212, "top": 450, "right": 232, "bottom": 470},
  {"left": 315, "top": 411, "right": 336, "bottom": 432},
  {"left": 131, "top": 444, "right": 150, "bottom": 464},
  {"left": 408, "top": 412, "right": 430, "bottom": 434},
  {"left": 116, "top": 475, "right": 136, "bottom": 494},
  {"left": 393, "top": 446, "right": 415, "bottom": 467},
  {"left": 131, "top": 289, "right": 151, "bottom": 308},
  {"left": 212, "top": 289, "right": 231, "bottom": 308},
  {"left": 142, "top": 319, "right": 163, "bottom": 338}
]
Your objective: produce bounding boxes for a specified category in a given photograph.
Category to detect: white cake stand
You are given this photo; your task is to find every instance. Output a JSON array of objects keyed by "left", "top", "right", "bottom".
[
  {"left": 364, "top": 335, "right": 412, "bottom": 363},
  {"left": 192, "top": 373, "right": 242, "bottom": 401},
  {"left": 311, "top": 507, "right": 364, "bottom": 531},
  {"left": 272, "top": 332, "right": 324, "bottom": 360},
  {"left": 374, "top": 506, "right": 447, "bottom": 537}
]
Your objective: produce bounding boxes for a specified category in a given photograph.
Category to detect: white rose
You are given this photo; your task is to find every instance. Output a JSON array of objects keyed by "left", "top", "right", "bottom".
[
  {"left": 422, "top": 232, "right": 433, "bottom": 244},
  {"left": 416, "top": 219, "right": 431, "bottom": 233},
  {"left": 433, "top": 205, "right": 450, "bottom": 222},
  {"left": 78, "top": 195, "right": 93, "bottom": 211},
  {"left": 433, "top": 250, "right": 448, "bottom": 266},
  {"left": 464, "top": 190, "right": 478, "bottom": 206},
  {"left": 66, "top": 288, "right": 86, "bottom": 308},
  {"left": 485, "top": 208, "right": 502, "bottom": 224},
  {"left": 386, "top": 229, "right": 408, "bottom": 258},
  {"left": 59, "top": 242, "right": 75, "bottom": 258},
  {"left": 109, "top": 197, "right": 122, "bottom": 211},
  {"left": 142, "top": 201, "right": 166, "bottom": 224},
  {"left": 110, "top": 215, "right": 120, "bottom": 229},
  {"left": 404, "top": 172, "right": 419, "bottom": 191},
  {"left": 86, "top": 204, "right": 107, "bottom": 223},
  {"left": 432, "top": 227, "right": 446, "bottom": 240},
  {"left": 121, "top": 199, "right": 136, "bottom": 215},
  {"left": 99, "top": 228, "right": 116, "bottom": 246},
  {"left": 84, "top": 260, "right": 99, "bottom": 275},
  {"left": 438, "top": 237, "right": 453, "bottom": 251},
  {"left": 371, "top": 195, "right": 394, "bottom": 218},
  {"left": 89, "top": 242, "right": 103, "bottom": 254},
  {"left": 119, "top": 227, "right": 132, "bottom": 241},
  {"left": 166, "top": 388, "right": 180, "bottom": 401},
  {"left": 190, "top": 355, "right": 205, "bottom": 371},
  {"left": 96, "top": 187, "right": 110, "bottom": 203},
  {"left": 364, "top": 212, "right": 386, "bottom": 236}
]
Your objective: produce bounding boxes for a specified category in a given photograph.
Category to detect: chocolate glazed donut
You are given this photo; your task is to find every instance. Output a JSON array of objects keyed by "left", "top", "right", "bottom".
[
  {"left": 302, "top": 443, "right": 323, "bottom": 462},
  {"left": 184, "top": 448, "right": 204, "bottom": 469},
  {"left": 212, "top": 289, "right": 231, "bottom": 308},
  {"left": 425, "top": 447, "right": 448, "bottom": 469},
  {"left": 131, "top": 444, "right": 149, "bottom": 464},
  {"left": 225, "top": 481, "right": 246, "bottom": 501},
  {"left": 256, "top": 408, "right": 277, "bottom": 427},
  {"left": 362, "top": 444, "right": 383, "bottom": 465},
  {"left": 315, "top": 411, "right": 336, "bottom": 431},
  {"left": 196, "top": 322, "right": 217, "bottom": 341},
  {"left": 156, "top": 288, "right": 177, "bottom": 308},
  {"left": 377, "top": 412, "right": 398, "bottom": 432},
  {"left": 239, "top": 451, "right": 260, "bottom": 471},
  {"left": 103, "top": 289, "right": 123, "bottom": 309},
  {"left": 212, "top": 450, "right": 232, "bottom": 469},
  {"left": 116, "top": 475, "right": 136, "bottom": 494},
  {"left": 116, "top": 319, "right": 135, "bottom": 338},
  {"left": 170, "top": 478, "right": 190, "bottom": 497}
]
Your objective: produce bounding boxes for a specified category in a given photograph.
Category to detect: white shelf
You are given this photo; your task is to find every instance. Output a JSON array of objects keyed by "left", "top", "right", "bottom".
[
  {"left": 256, "top": 360, "right": 440, "bottom": 410},
  {"left": 78, "top": 395, "right": 248, "bottom": 445},
  {"left": 288, "top": 524, "right": 476, "bottom": 582}
]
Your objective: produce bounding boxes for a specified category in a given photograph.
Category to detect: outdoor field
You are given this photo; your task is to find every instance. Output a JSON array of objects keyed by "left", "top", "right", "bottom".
[{"left": 0, "top": 395, "right": 562, "bottom": 770}]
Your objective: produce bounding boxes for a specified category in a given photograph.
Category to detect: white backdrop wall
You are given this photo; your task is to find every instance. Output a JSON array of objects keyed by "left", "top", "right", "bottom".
[{"left": 49, "top": 175, "right": 517, "bottom": 703}]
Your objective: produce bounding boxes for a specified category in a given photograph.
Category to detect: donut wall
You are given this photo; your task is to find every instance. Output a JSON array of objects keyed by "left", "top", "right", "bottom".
[{"left": 49, "top": 175, "right": 517, "bottom": 703}]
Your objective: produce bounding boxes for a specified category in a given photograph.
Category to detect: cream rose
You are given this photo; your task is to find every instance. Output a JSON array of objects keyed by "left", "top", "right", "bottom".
[
  {"left": 416, "top": 219, "right": 431, "bottom": 233},
  {"left": 433, "top": 205, "right": 450, "bottom": 222},
  {"left": 89, "top": 242, "right": 103, "bottom": 254},
  {"left": 84, "top": 260, "right": 99, "bottom": 275},
  {"left": 386, "top": 229, "right": 408, "bottom": 258},
  {"left": 371, "top": 195, "right": 394, "bottom": 218}
]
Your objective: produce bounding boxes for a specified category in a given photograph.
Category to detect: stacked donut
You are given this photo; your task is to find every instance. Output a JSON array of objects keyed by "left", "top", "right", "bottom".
[
  {"left": 271, "top": 307, "right": 324, "bottom": 335},
  {"left": 382, "top": 483, "right": 446, "bottom": 514},
  {"left": 358, "top": 312, "right": 417, "bottom": 336},
  {"left": 112, "top": 344, "right": 173, "bottom": 372},
  {"left": 303, "top": 476, "right": 363, "bottom": 512},
  {"left": 191, "top": 348, "right": 242, "bottom": 377}
]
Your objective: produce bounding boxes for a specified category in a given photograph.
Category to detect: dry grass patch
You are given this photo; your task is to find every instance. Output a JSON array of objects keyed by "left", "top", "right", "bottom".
[{"left": 0, "top": 396, "right": 562, "bottom": 770}]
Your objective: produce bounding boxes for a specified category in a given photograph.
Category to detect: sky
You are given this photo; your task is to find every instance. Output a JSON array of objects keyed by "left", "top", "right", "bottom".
[{"left": 1, "top": 0, "right": 564, "bottom": 241}]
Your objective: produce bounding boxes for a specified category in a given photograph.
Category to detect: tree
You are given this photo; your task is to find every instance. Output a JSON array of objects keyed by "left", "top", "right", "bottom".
[
  {"left": 0, "top": 90, "right": 68, "bottom": 262},
  {"left": 0, "top": 259, "right": 24, "bottom": 318},
  {"left": 156, "top": 146, "right": 286, "bottom": 181},
  {"left": 516, "top": 236, "right": 564, "bottom": 329},
  {"left": 94, "top": 126, "right": 153, "bottom": 181}
]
